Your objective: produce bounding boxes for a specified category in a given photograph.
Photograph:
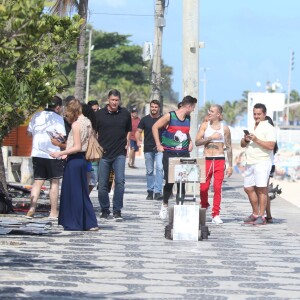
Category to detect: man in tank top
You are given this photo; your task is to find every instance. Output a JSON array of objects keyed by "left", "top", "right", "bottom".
[
  {"left": 195, "top": 104, "right": 233, "bottom": 224},
  {"left": 152, "top": 95, "right": 197, "bottom": 220}
]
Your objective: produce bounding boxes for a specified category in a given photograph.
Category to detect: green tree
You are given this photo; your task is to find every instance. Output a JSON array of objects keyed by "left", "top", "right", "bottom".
[
  {"left": 90, "top": 31, "right": 147, "bottom": 86},
  {"left": 198, "top": 101, "right": 213, "bottom": 123},
  {"left": 49, "top": 0, "right": 88, "bottom": 101},
  {"left": 0, "top": 0, "right": 80, "bottom": 191},
  {"left": 197, "top": 93, "right": 248, "bottom": 127},
  {"left": 61, "top": 28, "right": 178, "bottom": 109}
]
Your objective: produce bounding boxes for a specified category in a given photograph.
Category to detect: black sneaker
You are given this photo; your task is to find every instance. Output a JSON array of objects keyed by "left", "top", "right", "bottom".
[
  {"left": 113, "top": 211, "right": 123, "bottom": 222},
  {"left": 146, "top": 191, "right": 153, "bottom": 200},
  {"left": 154, "top": 193, "right": 163, "bottom": 200},
  {"left": 100, "top": 211, "right": 110, "bottom": 220}
]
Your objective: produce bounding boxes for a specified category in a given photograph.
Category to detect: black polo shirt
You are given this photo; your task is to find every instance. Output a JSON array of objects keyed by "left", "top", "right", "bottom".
[{"left": 95, "top": 105, "right": 132, "bottom": 159}]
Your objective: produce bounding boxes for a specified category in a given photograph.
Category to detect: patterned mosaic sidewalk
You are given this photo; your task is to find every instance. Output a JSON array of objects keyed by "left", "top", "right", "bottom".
[{"left": 1, "top": 159, "right": 300, "bottom": 299}]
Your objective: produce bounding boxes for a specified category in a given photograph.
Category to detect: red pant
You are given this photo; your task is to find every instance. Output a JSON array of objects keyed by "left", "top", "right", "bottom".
[{"left": 200, "top": 158, "right": 225, "bottom": 217}]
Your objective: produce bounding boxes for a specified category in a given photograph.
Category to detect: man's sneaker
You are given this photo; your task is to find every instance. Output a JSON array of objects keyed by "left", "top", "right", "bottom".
[
  {"left": 253, "top": 216, "right": 266, "bottom": 225},
  {"left": 159, "top": 204, "right": 169, "bottom": 220},
  {"left": 100, "top": 211, "right": 110, "bottom": 220},
  {"left": 154, "top": 193, "right": 163, "bottom": 200},
  {"left": 212, "top": 215, "right": 223, "bottom": 224},
  {"left": 146, "top": 191, "right": 153, "bottom": 200},
  {"left": 243, "top": 214, "right": 257, "bottom": 223},
  {"left": 113, "top": 211, "right": 123, "bottom": 222}
]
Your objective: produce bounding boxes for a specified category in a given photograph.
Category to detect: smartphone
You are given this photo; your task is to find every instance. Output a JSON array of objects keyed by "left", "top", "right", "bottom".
[{"left": 243, "top": 129, "right": 250, "bottom": 135}]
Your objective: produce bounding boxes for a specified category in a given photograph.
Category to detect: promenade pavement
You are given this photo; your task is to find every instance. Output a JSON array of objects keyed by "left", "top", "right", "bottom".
[{"left": 1, "top": 158, "right": 300, "bottom": 299}]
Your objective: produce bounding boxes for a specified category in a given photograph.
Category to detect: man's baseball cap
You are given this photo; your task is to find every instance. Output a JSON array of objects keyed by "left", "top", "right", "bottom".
[{"left": 131, "top": 107, "right": 138, "bottom": 113}]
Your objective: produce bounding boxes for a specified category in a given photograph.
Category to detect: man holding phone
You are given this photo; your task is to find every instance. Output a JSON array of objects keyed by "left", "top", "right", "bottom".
[{"left": 241, "top": 103, "right": 276, "bottom": 225}]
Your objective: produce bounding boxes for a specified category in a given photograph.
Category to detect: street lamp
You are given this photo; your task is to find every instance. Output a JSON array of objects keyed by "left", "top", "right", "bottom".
[
  {"left": 286, "top": 50, "right": 295, "bottom": 124},
  {"left": 200, "top": 67, "right": 210, "bottom": 107},
  {"left": 85, "top": 29, "right": 94, "bottom": 103}
]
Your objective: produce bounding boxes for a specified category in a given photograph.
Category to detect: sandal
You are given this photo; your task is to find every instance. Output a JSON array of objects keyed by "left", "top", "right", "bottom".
[
  {"left": 25, "top": 208, "right": 35, "bottom": 219},
  {"left": 88, "top": 227, "right": 99, "bottom": 231}
]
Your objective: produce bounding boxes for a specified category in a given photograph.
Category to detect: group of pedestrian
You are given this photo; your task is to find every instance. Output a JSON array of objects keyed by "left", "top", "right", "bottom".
[
  {"left": 26, "top": 88, "right": 276, "bottom": 231},
  {"left": 25, "top": 90, "right": 130, "bottom": 230}
]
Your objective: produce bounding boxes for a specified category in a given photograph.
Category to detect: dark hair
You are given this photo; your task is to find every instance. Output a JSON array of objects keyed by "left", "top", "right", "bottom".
[
  {"left": 150, "top": 99, "right": 160, "bottom": 107},
  {"left": 177, "top": 102, "right": 182, "bottom": 109},
  {"left": 181, "top": 95, "right": 197, "bottom": 106},
  {"left": 82, "top": 103, "right": 97, "bottom": 131},
  {"left": 108, "top": 89, "right": 121, "bottom": 100},
  {"left": 254, "top": 103, "right": 267, "bottom": 114},
  {"left": 88, "top": 100, "right": 99, "bottom": 107},
  {"left": 48, "top": 96, "right": 62, "bottom": 108},
  {"left": 265, "top": 115, "right": 278, "bottom": 154}
]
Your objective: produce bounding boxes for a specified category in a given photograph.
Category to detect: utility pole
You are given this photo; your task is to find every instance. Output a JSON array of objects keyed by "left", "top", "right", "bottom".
[
  {"left": 85, "top": 29, "right": 93, "bottom": 103},
  {"left": 150, "top": 0, "right": 165, "bottom": 110},
  {"left": 183, "top": 0, "right": 199, "bottom": 157},
  {"left": 286, "top": 50, "right": 295, "bottom": 124}
]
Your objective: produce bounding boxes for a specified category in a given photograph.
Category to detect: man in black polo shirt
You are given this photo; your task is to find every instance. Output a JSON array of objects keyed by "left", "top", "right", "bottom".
[{"left": 95, "top": 89, "right": 132, "bottom": 221}]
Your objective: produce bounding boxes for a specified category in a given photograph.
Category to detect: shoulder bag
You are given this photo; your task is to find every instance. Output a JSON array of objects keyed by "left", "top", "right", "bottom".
[{"left": 85, "top": 131, "right": 104, "bottom": 162}]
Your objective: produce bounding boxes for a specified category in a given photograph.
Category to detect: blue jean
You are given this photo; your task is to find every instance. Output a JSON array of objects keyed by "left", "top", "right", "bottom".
[
  {"left": 144, "top": 152, "right": 163, "bottom": 194},
  {"left": 98, "top": 155, "right": 126, "bottom": 214}
]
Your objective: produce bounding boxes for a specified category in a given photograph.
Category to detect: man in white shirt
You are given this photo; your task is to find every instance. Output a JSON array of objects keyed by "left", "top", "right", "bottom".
[
  {"left": 241, "top": 103, "right": 276, "bottom": 225},
  {"left": 26, "top": 96, "right": 66, "bottom": 219}
]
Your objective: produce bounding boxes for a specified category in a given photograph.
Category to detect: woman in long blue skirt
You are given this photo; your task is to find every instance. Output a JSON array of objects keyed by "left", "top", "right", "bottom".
[
  {"left": 59, "top": 152, "right": 98, "bottom": 230},
  {"left": 51, "top": 99, "right": 98, "bottom": 231}
]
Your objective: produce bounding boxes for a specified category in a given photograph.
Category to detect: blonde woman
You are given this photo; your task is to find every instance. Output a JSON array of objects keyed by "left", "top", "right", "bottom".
[{"left": 51, "top": 99, "right": 98, "bottom": 231}]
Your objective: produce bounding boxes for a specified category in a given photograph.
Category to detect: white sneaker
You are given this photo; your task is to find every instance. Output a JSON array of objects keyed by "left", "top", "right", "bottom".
[
  {"left": 159, "top": 204, "right": 169, "bottom": 220},
  {"left": 212, "top": 215, "right": 223, "bottom": 224}
]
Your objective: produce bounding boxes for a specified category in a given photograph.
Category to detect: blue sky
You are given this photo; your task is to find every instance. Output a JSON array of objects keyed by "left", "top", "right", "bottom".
[{"left": 88, "top": 0, "right": 300, "bottom": 106}]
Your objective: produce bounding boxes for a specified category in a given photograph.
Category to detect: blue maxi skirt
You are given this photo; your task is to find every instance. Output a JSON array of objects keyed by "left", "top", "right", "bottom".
[{"left": 58, "top": 152, "right": 98, "bottom": 231}]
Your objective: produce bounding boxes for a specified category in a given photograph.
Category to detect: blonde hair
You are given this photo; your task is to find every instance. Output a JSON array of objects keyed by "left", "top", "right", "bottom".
[{"left": 65, "top": 99, "right": 82, "bottom": 123}]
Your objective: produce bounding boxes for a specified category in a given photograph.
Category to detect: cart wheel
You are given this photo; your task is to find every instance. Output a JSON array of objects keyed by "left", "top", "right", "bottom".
[
  {"left": 165, "top": 224, "right": 173, "bottom": 240},
  {"left": 200, "top": 225, "right": 210, "bottom": 240},
  {"left": 175, "top": 194, "right": 180, "bottom": 205},
  {"left": 168, "top": 206, "right": 174, "bottom": 226}
]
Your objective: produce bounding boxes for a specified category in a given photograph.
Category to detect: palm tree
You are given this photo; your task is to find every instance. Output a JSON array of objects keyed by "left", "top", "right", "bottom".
[
  {"left": 50, "top": 0, "right": 88, "bottom": 101},
  {"left": 198, "top": 101, "right": 213, "bottom": 123}
]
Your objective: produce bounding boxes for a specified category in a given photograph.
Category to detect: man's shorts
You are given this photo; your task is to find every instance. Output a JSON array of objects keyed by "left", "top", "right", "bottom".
[
  {"left": 244, "top": 160, "right": 272, "bottom": 188},
  {"left": 130, "top": 140, "right": 139, "bottom": 152},
  {"left": 32, "top": 157, "right": 64, "bottom": 180}
]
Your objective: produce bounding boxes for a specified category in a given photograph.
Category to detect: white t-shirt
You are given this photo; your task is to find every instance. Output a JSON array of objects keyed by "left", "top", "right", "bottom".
[
  {"left": 28, "top": 110, "right": 66, "bottom": 159},
  {"left": 245, "top": 120, "right": 276, "bottom": 165}
]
